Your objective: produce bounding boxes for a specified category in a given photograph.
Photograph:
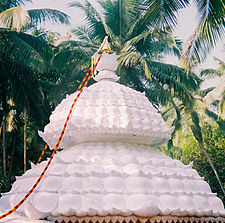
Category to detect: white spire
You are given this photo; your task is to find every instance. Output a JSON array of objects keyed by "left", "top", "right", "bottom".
[
  {"left": 94, "top": 52, "right": 119, "bottom": 82},
  {"left": 91, "top": 36, "right": 119, "bottom": 82}
]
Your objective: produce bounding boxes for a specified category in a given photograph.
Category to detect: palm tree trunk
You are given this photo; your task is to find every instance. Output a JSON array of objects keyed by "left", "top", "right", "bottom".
[
  {"left": 2, "top": 117, "right": 7, "bottom": 177},
  {"left": 0, "top": 123, "right": 2, "bottom": 139},
  {"left": 24, "top": 107, "right": 27, "bottom": 173},
  {"left": 8, "top": 131, "right": 17, "bottom": 179}
]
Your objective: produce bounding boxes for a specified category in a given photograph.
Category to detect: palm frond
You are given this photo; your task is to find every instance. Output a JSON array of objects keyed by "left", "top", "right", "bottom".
[
  {"left": 214, "top": 56, "right": 225, "bottom": 77},
  {"left": 0, "top": 0, "right": 31, "bottom": 12},
  {"left": 151, "top": 67, "right": 193, "bottom": 99},
  {"left": 205, "top": 108, "right": 225, "bottom": 131},
  {"left": 52, "top": 40, "right": 97, "bottom": 72},
  {"left": 72, "top": 26, "right": 95, "bottom": 44},
  {"left": 198, "top": 87, "right": 215, "bottom": 97},
  {"left": 219, "top": 94, "right": 225, "bottom": 119},
  {"left": 119, "top": 66, "right": 146, "bottom": 93},
  {"left": 128, "top": 0, "right": 189, "bottom": 38},
  {"left": 145, "top": 81, "right": 170, "bottom": 106},
  {"left": 148, "top": 60, "right": 201, "bottom": 91},
  {"left": 0, "top": 6, "right": 30, "bottom": 31},
  {"left": 127, "top": 27, "right": 181, "bottom": 58},
  {"left": 119, "top": 51, "right": 152, "bottom": 80},
  {"left": 47, "top": 67, "right": 90, "bottom": 104},
  {"left": 68, "top": 1, "right": 84, "bottom": 8},
  {"left": 27, "top": 8, "right": 70, "bottom": 26},
  {"left": 200, "top": 68, "right": 224, "bottom": 77},
  {"left": 99, "top": 0, "right": 141, "bottom": 40},
  {"left": 214, "top": 56, "right": 225, "bottom": 70},
  {"left": 0, "top": 29, "right": 48, "bottom": 72},
  {"left": 18, "top": 31, "right": 53, "bottom": 59},
  {"left": 69, "top": 0, "right": 120, "bottom": 50},
  {"left": 69, "top": 1, "right": 105, "bottom": 38},
  {"left": 203, "top": 75, "right": 225, "bottom": 105},
  {"left": 87, "top": 0, "right": 121, "bottom": 50},
  {"left": 193, "top": 0, "right": 224, "bottom": 25},
  {"left": 181, "top": 19, "right": 224, "bottom": 65},
  {"left": 182, "top": 0, "right": 225, "bottom": 65}
]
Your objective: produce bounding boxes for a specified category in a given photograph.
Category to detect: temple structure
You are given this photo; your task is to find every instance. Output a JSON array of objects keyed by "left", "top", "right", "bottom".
[{"left": 0, "top": 52, "right": 224, "bottom": 223}]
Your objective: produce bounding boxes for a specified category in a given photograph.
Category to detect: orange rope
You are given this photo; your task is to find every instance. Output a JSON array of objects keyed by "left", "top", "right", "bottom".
[
  {"left": 0, "top": 53, "right": 103, "bottom": 220},
  {"left": 36, "top": 64, "right": 94, "bottom": 165},
  {"left": 36, "top": 144, "right": 48, "bottom": 165}
]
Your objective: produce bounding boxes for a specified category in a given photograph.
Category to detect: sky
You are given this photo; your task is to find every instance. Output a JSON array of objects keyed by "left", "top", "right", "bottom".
[{"left": 24, "top": 0, "right": 224, "bottom": 74}]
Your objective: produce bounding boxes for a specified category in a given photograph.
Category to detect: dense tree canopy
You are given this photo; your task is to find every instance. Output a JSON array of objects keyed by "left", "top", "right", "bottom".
[
  {"left": 0, "top": 0, "right": 69, "bottom": 188},
  {"left": 181, "top": 122, "right": 225, "bottom": 203}
]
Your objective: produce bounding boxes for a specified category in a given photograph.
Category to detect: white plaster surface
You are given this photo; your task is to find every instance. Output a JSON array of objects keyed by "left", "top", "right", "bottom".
[
  {"left": 39, "top": 53, "right": 173, "bottom": 149},
  {"left": 0, "top": 52, "right": 224, "bottom": 222},
  {"left": 0, "top": 142, "right": 224, "bottom": 221}
]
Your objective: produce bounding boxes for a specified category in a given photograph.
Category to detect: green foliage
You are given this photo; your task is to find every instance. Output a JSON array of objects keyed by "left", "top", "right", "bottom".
[
  {"left": 0, "top": 0, "right": 71, "bottom": 193},
  {"left": 182, "top": 0, "right": 225, "bottom": 65},
  {"left": 200, "top": 56, "right": 225, "bottom": 122},
  {"left": 28, "top": 8, "right": 69, "bottom": 26},
  {"left": 205, "top": 109, "right": 225, "bottom": 131},
  {"left": 0, "top": 0, "right": 31, "bottom": 12},
  {"left": 68, "top": 0, "right": 201, "bottom": 113},
  {"left": 68, "top": 0, "right": 204, "bottom": 151},
  {"left": 158, "top": 122, "right": 225, "bottom": 204},
  {"left": 156, "top": 144, "right": 183, "bottom": 160},
  {"left": 0, "top": 5, "right": 69, "bottom": 32},
  {"left": 0, "top": 117, "right": 51, "bottom": 193},
  {"left": 0, "top": 175, "right": 11, "bottom": 193},
  {"left": 181, "top": 122, "right": 225, "bottom": 203}
]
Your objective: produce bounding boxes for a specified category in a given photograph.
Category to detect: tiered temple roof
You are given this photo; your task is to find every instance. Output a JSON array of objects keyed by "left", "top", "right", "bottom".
[{"left": 0, "top": 52, "right": 224, "bottom": 223}]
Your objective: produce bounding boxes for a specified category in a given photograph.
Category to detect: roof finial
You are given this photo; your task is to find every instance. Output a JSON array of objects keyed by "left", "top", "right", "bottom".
[
  {"left": 97, "top": 36, "right": 111, "bottom": 54},
  {"left": 91, "top": 37, "right": 118, "bottom": 82},
  {"left": 92, "top": 36, "right": 111, "bottom": 72}
]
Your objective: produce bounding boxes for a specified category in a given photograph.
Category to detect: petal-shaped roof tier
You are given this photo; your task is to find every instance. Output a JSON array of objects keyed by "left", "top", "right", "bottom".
[
  {"left": 1, "top": 52, "right": 224, "bottom": 223},
  {"left": 0, "top": 142, "right": 224, "bottom": 222},
  {"left": 39, "top": 53, "right": 173, "bottom": 149}
]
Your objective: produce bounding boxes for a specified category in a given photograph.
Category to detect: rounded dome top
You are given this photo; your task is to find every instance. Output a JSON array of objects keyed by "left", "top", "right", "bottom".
[{"left": 39, "top": 52, "right": 173, "bottom": 149}]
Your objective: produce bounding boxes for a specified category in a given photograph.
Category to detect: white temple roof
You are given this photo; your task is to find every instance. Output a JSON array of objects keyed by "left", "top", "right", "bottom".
[
  {"left": 0, "top": 142, "right": 224, "bottom": 222},
  {"left": 0, "top": 52, "right": 224, "bottom": 223},
  {"left": 39, "top": 53, "right": 173, "bottom": 149}
]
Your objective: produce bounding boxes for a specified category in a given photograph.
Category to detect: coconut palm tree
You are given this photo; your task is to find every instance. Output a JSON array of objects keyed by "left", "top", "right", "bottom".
[
  {"left": 0, "top": 27, "right": 52, "bottom": 173},
  {"left": 0, "top": 0, "right": 69, "bottom": 173},
  {"left": 201, "top": 57, "right": 225, "bottom": 120},
  {"left": 0, "top": 0, "right": 69, "bottom": 31},
  {"left": 55, "top": 0, "right": 200, "bottom": 140},
  {"left": 192, "top": 56, "right": 225, "bottom": 132},
  {"left": 182, "top": 0, "right": 225, "bottom": 67},
  {"left": 161, "top": 56, "right": 225, "bottom": 196}
]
